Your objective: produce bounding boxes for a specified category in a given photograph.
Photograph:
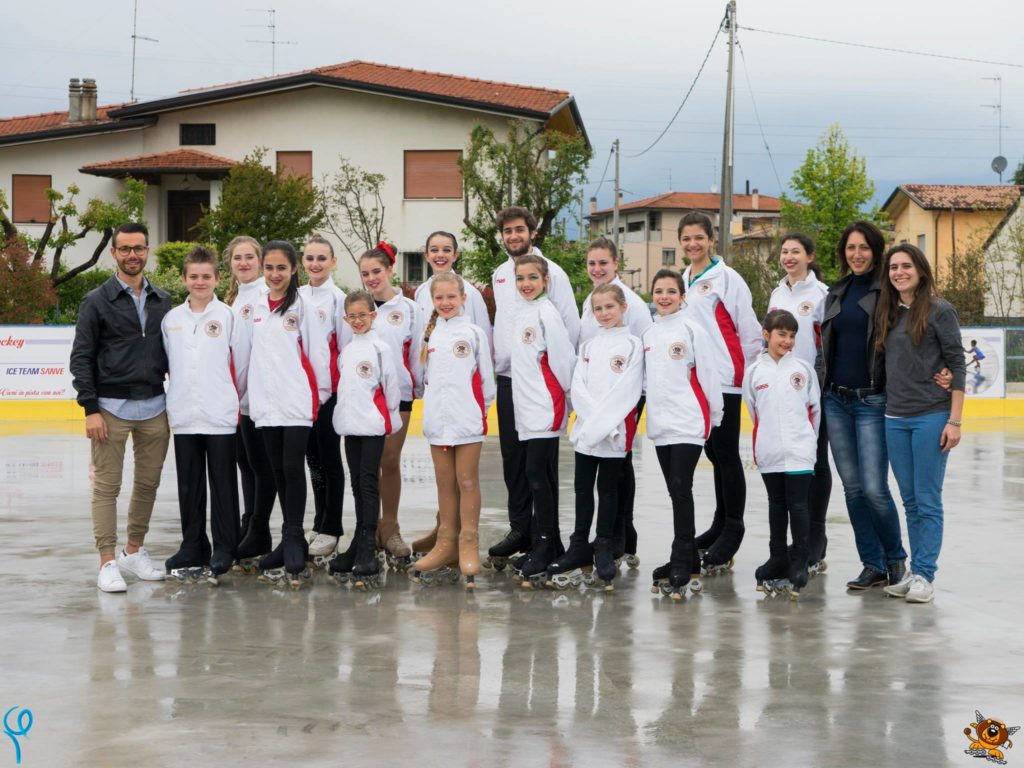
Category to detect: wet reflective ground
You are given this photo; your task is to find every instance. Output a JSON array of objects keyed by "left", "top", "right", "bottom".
[{"left": 2, "top": 425, "right": 1022, "bottom": 766}]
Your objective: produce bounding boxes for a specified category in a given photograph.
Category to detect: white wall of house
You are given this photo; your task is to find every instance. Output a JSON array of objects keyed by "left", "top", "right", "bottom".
[{"left": 985, "top": 205, "right": 1024, "bottom": 318}]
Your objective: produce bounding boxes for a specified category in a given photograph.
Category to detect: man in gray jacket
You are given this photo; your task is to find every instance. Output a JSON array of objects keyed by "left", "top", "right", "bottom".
[{"left": 70, "top": 222, "right": 171, "bottom": 592}]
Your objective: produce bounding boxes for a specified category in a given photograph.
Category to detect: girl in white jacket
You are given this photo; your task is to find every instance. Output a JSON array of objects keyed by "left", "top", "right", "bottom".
[
  {"left": 511, "top": 254, "right": 575, "bottom": 585},
  {"left": 328, "top": 291, "right": 401, "bottom": 589},
  {"left": 742, "top": 309, "right": 821, "bottom": 598},
  {"left": 766, "top": 233, "right": 831, "bottom": 574},
  {"left": 299, "top": 235, "right": 348, "bottom": 566},
  {"left": 223, "top": 235, "right": 277, "bottom": 571},
  {"left": 233, "top": 240, "right": 328, "bottom": 587},
  {"left": 360, "top": 242, "right": 426, "bottom": 567},
  {"left": 409, "top": 273, "right": 495, "bottom": 589},
  {"left": 644, "top": 269, "right": 724, "bottom": 599},
  {"left": 549, "top": 283, "right": 642, "bottom": 591},
  {"left": 161, "top": 246, "right": 241, "bottom": 581},
  {"left": 678, "top": 211, "right": 761, "bottom": 572}
]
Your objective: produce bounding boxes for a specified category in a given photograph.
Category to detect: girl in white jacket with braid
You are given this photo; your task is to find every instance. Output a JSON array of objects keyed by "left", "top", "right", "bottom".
[
  {"left": 644, "top": 269, "right": 724, "bottom": 599},
  {"left": 410, "top": 273, "right": 495, "bottom": 590},
  {"left": 510, "top": 254, "right": 576, "bottom": 585},
  {"left": 743, "top": 309, "right": 821, "bottom": 599},
  {"left": 550, "top": 283, "right": 642, "bottom": 592}
]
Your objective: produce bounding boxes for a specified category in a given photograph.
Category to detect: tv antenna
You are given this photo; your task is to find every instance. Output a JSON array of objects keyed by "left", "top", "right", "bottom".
[
  {"left": 130, "top": 0, "right": 159, "bottom": 102},
  {"left": 246, "top": 9, "right": 297, "bottom": 76},
  {"left": 981, "top": 75, "right": 1006, "bottom": 182}
]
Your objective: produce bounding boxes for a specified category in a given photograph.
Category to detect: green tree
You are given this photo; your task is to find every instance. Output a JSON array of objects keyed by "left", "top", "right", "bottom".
[
  {"left": 1012, "top": 162, "right": 1024, "bottom": 186},
  {"left": 319, "top": 156, "right": 387, "bottom": 270},
  {"left": 199, "top": 147, "right": 323, "bottom": 252},
  {"left": 780, "top": 124, "right": 883, "bottom": 280},
  {"left": 459, "top": 121, "right": 591, "bottom": 280}
]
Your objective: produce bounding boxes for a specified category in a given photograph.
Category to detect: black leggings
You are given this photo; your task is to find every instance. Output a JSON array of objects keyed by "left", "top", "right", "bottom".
[
  {"left": 573, "top": 452, "right": 625, "bottom": 539},
  {"left": 238, "top": 416, "right": 277, "bottom": 534},
  {"left": 524, "top": 437, "right": 560, "bottom": 537},
  {"left": 809, "top": 405, "right": 831, "bottom": 562},
  {"left": 173, "top": 433, "right": 240, "bottom": 558},
  {"left": 655, "top": 443, "right": 704, "bottom": 570},
  {"left": 616, "top": 395, "right": 644, "bottom": 551},
  {"left": 306, "top": 394, "right": 345, "bottom": 537},
  {"left": 761, "top": 472, "right": 812, "bottom": 554},
  {"left": 697, "top": 393, "right": 746, "bottom": 545},
  {"left": 345, "top": 435, "right": 385, "bottom": 529},
  {"left": 260, "top": 426, "right": 310, "bottom": 538},
  {"left": 497, "top": 376, "right": 532, "bottom": 533}
]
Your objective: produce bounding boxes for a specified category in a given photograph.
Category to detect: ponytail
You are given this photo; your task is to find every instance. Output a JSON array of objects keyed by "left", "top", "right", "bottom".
[{"left": 420, "top": 310, "right": 440, "bottom": 365}]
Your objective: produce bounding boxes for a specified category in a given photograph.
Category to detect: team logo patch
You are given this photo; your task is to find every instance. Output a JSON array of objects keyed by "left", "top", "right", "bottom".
[
  {"left": 790, "top": 372, "right": 806, "bottom": 390},
  {"left": 797, "top": 301, "right": 813, "bottom": 316},
  {"left": 356, "top": 361, "right": 374, "bottom": 379},
  {"left": 453, "top": 340, "right": 471, "bottom": 359},
  {"left": 387, "top": 310, "right": 403, "bottom": 326},
  {"left": 283, "top": 312, "right": 299, "bottom": 331},
  {"left": 522, "top": 326, "right": 536, "bottom": 344},
  {"left": 610, "top": 355, "right": 626, "bottom": 373},
  {"left": 204, "top": 320, "right": 222, "bottom": 338},
  {"left": 668, "top": 342, "right": 686, "bottom": 361},
  {"left": 240, "top": 304, "right": 253, "bottom": 320},
  {"left": 697, "top": 282, "right": 713, "bottom": 295},
  {"left": 317, "top": 308, "right": 328, "bottom": 323}
]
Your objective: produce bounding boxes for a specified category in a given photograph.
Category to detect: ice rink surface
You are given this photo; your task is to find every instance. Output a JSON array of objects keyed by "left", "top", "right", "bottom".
[{"left": 1, "top": 423, "right": 1022, "bottom": 767}]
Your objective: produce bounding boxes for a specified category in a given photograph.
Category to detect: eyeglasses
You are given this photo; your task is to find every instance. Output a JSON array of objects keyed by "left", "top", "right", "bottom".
[
  {"left": 345, "top": 313, "right": 373, "bottom": 322},
  {"left": 115, "top": 245, "right": 149, "bottom": 256}
]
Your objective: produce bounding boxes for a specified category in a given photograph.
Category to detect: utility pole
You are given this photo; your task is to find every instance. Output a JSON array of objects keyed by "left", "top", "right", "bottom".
[
  {"left": 130, "top": 0, "right": 158, "bottom": 103},
  {"left": 982, "top": 75, "right": 1004, "bottom": 182},
  {"left": 579, "top": 187, "right": 585, "bottom": 243},
  {"left": 718, "top": 0, "right": 737, "bottom": 258},
  {"left": 612, "top": 138, "right": 621, "bottom": 251}
]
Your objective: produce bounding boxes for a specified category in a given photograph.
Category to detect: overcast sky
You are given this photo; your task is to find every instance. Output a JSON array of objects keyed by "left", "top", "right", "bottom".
[{"left": 5, "top": 0, "right": 1023, "bottom": 218}]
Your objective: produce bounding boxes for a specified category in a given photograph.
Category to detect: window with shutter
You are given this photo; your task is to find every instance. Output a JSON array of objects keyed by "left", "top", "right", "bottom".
[
  {"left": 404, "top": 151, "right": 462, "bottom": 200},
  {"left": 180, "top": 124, "right": 216, "bottom": 145},
  {"left": 11, "top": 175, "right": 52, "bottom": 224},
  {"left": 277, "top": 151, "right": 313, "bottom": 181}
]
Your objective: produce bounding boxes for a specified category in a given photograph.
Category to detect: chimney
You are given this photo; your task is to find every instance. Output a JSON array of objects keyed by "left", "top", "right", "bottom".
[
  {"left": 68, "top": 78, "right": 82, "bottom": 123},
  {"left": 745, "top": 179, "right": 750, "bottom": 195},
  {"left": 751, "top": 188, "right": 760, "bottom": 210},
  {"left": 589, "top": 196, "right": 597, "bottom": 215},
  {"left": 80, "top": 78, "right": 98, "bottom": 123}
]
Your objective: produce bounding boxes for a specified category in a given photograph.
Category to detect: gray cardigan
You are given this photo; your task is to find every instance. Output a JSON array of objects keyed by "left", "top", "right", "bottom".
[{"left": 883, "top": 297, "right": 966, "bottom": 417}]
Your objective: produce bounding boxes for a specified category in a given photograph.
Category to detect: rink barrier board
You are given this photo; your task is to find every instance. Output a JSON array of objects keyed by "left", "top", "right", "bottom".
[{"left": 2, "top": 397, "right": 1023, "bottom": 435}]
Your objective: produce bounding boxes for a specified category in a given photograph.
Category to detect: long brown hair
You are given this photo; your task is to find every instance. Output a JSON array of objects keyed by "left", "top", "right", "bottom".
[{"left": 875, "top": 243, "right": 937, "bottom": 350}]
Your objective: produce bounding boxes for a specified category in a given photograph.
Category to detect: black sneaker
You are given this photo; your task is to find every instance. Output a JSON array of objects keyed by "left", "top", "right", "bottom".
[
  {"left": 887, "top": 559, "right": 907, "bottom": 586},
  {"left": 846, "top": 566, "right": 888, "bottom": 590}
]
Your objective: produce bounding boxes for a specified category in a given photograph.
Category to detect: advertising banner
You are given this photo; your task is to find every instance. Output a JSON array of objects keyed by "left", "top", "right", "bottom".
[
  {"left": 0, "top": 326, "right": 76, "bottom": 400},
  {"left": 960, "top": 327, "right": 1005, "bottom": 399}
]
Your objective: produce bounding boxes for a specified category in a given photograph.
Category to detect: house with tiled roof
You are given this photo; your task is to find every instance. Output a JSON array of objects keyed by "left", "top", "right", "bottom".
[
  {"left": 0, "top": 63, "right": 586, "bottom": 286},
  {"left": 586, "top": 189, "right": 783, "bottom": 290},
  {"left": 882, "top": 184, "right": 1023, "bottom": 279}
]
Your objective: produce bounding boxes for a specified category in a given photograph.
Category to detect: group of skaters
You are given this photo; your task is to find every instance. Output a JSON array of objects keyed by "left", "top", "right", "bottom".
[{"left": 71, "top": 206, "right": 965, "bottom": 604}]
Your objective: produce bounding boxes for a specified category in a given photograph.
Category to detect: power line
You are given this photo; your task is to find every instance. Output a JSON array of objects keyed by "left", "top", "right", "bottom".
[
  {"left": 736, "top": 39, "right": 783, "bottom": 193},
  {"left": 590, "top": 145, "right": 615, "bottom": 198},
  {"left": 628, "top": 18, "right": 724, "bottom": 158},
  {"left": 739, "top": 25, "right": 1024, "bottom": 69}
]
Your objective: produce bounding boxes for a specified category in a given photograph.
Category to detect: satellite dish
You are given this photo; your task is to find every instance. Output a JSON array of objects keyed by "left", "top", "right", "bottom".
[{"left": 992, "top": 155, "right": 1008, "bottom": 174}]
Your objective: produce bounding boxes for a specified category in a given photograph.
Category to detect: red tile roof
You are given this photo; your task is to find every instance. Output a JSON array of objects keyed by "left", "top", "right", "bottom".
[
  {"left": 592, "top": 191, "right": 782, "bottom": 216},
  {"left": 897, "top": 184, "right": 1021, "bottom": 211},
  {"left": 81, "top": 149, "right": 237, "bottom": 176},
  {"left": 0, "top": 104, "right": 124, "bottom": 138}
]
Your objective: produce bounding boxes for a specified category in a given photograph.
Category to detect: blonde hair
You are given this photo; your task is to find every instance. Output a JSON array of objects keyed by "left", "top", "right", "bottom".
[
  {"left": 223, "top": 235, "right": 262, "bottom": 304},
  {"left": 420, "top": 273, "right": 465, "bottom": 365},
  {"left": 591, "top": 282, "right": 626, "bottom": 308}
]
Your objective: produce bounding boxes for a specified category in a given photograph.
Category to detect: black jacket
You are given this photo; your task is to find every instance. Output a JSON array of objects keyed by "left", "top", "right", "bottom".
[
  {"left": 820, "top": 272, "right": 886, "bottom": 391},
  {"left": 70, "top": 275, "right": 170, "bottom": 415}
]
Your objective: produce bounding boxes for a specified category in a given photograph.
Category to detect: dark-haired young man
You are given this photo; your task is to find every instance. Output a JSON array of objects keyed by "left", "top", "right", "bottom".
[{"left": 70, "top": 222, "right": 172, "bottom": 592}]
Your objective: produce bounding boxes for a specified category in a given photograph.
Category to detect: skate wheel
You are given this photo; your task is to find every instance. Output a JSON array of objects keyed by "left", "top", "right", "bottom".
[
  {"left": 688, "top": 579, "right": 702, "bottom": 594},
  {"left": 670, "top": 590, "right": 683, "bottom": 602},
  {"left": 603, "top": 582, "right": 614, "bottom": 593},
  {"left": 465, "top": 575, "right": 476, "bottom": 590},
  {"left": 650, "top": 584, "right": 660, "bottom": 595},
  {"left": 624, "top": 554, "right": 640, "bottom": 570}
]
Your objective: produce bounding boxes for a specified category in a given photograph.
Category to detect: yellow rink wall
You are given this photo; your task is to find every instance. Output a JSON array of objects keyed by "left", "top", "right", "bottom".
[{"left": 3, "top": 397, "right": 1023, "bottom": 436}]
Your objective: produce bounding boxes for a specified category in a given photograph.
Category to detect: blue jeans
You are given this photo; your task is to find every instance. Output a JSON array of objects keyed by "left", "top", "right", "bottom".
[
  {"left": 824, "top": 392, "right": 907, "bottom": 571},
  {"left": 884, "top": 411, "right": 949, "bottom": 582}
]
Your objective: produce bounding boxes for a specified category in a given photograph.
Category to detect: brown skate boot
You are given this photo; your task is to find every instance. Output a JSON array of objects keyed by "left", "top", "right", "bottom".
[
  {"left": 409, "top": 532, "right": 460, "bottom": 586},
  {"left": 459, "top": 529, "right": 481, "bottom": 589},
  {"left": 377, "top": 517, "right": 412, "bottom": 569}
]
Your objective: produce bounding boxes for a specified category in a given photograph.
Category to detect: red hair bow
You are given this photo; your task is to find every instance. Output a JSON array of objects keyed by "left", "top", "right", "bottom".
[{"left": 376, "top": 241, "right": 396, "bottom": 265}]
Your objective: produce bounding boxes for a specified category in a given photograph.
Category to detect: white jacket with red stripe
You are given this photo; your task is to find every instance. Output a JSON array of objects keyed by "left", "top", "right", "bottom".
[
  {"left": 767, "top": 273, "right": 828, "bottom": 374},
  {"left": 742, "top": 351, "right": 821, "bottom": 474},
  {"left": 580, "top": 277, "right": 653, "bottom": 345},
  {"left": 511, "top": 296, "right": 576, "bottom": 440},
  {"left": 229, "top": 278, "right": 266, "bottom": 416},
  {"left": 643, "top": 311, "right": 724, "bottom": 447},
  {"left": 414, "top": 274, "right": 493, "bottom": 354},
  {"left": 332, "top": 330, "right": 401, "bottom": 437},
  {"left": 492, "top": 247, "right": 580, "bottom": 376},
  {"left": 371, "top": 293, "right": 425, "bottom": 402},
  {"left": 680, "top": 259, "right": 762, "bottom": 394},
  {"left": 421, "top": 315, "right": 496, "bottom": 446},
  {"left": 234, "top": 293, "right": 327, "bottom": 429},
  {"left": 161, "top": 297, "right": 239, "bottom": 435},
  {"left": 300, "top": 281, "right": 347, "bottom": 398},
  {"left": 569, "top": 325, "right": 644, "bottom": 458}
]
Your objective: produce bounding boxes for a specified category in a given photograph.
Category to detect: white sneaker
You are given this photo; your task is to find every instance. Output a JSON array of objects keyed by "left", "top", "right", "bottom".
[
  {"left": 883, "top": 571, "right": 915, "bottom": 598},
  {"left": 306, "top": 530, "right": 319, "bottom": 544},
  {"left": 97, "top": 561, "right": 127, "bottom": 593},
  {"left": 308, "top": 533, "right": 339, "bottom": 556},
  {"left": 905, "top": 574, "right": 935, "bottom": 603},
  {"left": 117, "top": 547, "right": 166, "bottom": 581}
]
